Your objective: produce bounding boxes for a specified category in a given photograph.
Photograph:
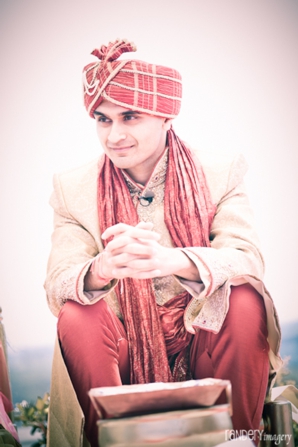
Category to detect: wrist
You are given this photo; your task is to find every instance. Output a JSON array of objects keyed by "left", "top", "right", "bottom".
[
  {"left": 174, "top": 248, "right": 201, "bottom": 281},
  {"left": 90, "top": 253, "right": 113, "bottom": 286}
]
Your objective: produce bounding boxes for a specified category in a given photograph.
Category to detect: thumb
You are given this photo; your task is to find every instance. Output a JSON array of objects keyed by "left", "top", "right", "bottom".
[{"left": 136, "top": 221, "right": 154, "bottom": 230}]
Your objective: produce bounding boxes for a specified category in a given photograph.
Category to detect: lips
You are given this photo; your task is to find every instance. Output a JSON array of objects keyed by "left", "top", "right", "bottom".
[{"left": 108, "top": 145, "right": 133, "bottom": 152}]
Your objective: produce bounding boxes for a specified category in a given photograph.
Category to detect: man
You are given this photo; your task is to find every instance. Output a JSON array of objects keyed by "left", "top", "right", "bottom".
[{"left": 45, "top": 39, "right": 282, "bottom": 446}]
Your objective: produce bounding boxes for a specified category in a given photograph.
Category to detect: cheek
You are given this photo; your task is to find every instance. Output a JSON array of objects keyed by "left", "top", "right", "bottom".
[
  {"left": 96, "top": 126, "right": 107, "bottom": 145},
  {"left": 145, "top": 128, "right": 164, "bottom": 149},
  {"left": 137, "top": 123, "right": 163, "bottom": 145}
]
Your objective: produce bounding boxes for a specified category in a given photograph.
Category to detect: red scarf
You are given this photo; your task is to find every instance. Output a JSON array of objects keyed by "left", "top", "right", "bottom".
[{"left": 97, "top": 128, "right": 215, "bottom": 384}]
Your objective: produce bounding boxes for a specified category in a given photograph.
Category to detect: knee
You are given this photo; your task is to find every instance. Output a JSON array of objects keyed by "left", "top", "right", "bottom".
[
  {"left": 57, "top": 299, "right": 109, "bottom": 338},
  {"left": 224, "top": 283, "right": 268, "bottom": 349},
  {"left": 228, "top": 284, "right": 266, "bottom": 321}
]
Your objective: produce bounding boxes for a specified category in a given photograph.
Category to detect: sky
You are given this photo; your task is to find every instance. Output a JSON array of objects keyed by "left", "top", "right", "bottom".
[{"left": 0, "top": 0, "right": 297, "bottom": 349}]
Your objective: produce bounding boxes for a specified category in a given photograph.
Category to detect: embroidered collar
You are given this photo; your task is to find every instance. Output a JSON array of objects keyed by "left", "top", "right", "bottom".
[{"left": 122, "top": 148, "right": 168, "bottom": 196}]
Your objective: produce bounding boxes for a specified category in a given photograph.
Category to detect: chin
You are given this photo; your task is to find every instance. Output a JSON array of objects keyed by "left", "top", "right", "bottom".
[{"left": 109, "top": 157, "right": 134, "bottom": 170}]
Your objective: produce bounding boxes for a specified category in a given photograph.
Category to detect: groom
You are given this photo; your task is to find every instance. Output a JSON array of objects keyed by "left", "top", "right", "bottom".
[{"left": 45, "top": 39, "right": 281, "bottom": 446}]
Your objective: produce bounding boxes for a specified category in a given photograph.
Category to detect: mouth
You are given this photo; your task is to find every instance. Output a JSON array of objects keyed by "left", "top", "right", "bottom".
[{"left": 108, "top": 145, "right": 134, "bottom": 153}]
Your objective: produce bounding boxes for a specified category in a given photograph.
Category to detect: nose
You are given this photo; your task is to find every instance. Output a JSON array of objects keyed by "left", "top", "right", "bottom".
[{"left": 107, "top": 122, "right": 126, "bottom": 145}]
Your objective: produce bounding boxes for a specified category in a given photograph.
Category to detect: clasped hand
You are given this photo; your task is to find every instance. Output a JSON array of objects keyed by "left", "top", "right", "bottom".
[{"left": 100, "top": 222, "right": 182, "bottom": 280}]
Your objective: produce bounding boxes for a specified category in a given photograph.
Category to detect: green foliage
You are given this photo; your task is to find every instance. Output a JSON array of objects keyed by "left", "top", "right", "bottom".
[
  {"left": 13, "top": 393, "right": 49, "bottom": 447},
  {"left": 293, "top": 421, "right": 298, "bottom": 447},
  {"left": 10, "top": 356, "right": 298, "bottom": 447}
]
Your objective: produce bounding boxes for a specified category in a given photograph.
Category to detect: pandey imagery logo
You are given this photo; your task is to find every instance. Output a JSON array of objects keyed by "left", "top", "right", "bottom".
[{"left": 225, "top": 430, "right": 293, "bottom": 445}]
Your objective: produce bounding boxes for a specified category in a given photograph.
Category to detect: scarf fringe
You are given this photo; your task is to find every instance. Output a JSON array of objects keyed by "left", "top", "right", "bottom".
[{"left": 97, "top": 129, "right": 215, "bottom": 384}]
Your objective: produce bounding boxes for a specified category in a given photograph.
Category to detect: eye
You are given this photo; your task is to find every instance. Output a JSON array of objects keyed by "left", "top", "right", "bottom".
[
  {"left": 96, "top": 116, "right": 111, "bottom": 123},
  {"left": 123, "top": 114, "right": 138, "bottom": 121}
]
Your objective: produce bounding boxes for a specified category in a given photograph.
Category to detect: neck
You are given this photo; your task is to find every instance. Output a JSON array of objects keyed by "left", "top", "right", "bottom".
[
  {"left": 123, "top": 167, "right": 150, "bottom": 186},
  {"left": 124, "top": 147, "right": 167, "bottom": 186}
]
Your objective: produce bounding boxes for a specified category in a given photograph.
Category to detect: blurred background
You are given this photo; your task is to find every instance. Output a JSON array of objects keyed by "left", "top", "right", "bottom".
[{"left": 0, "top": 0, "right": 297, "bottom": 428}]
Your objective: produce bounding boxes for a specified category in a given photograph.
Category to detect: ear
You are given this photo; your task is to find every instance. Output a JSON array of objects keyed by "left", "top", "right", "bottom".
[{"left": 162, "top": 118, "right": 173, "bottom": 131}]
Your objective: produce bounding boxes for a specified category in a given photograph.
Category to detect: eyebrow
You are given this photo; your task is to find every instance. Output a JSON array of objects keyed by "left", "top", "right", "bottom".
[{"left": 93, "top": 110, "right": 143, "bottom": 118}]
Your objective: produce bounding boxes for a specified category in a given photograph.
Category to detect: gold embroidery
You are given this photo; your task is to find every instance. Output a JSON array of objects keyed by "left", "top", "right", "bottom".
[{"left": 122, "top": 150, "right": 185, "bottom": 305}]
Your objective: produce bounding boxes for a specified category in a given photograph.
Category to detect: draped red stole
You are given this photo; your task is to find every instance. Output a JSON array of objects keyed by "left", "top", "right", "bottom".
[{"left": 97, "top": 128, "right": 215, "bottom": 384}]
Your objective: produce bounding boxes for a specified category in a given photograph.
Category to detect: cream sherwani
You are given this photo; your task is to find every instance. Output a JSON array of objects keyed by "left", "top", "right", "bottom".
[{"left": 45, "top": 148, "right": 282, "bottom": 447}]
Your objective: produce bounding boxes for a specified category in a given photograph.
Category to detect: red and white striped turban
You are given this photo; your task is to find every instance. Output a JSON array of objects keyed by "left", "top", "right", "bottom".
[{"left": 82, "top": 39, "right": 182, "bottom": 119}]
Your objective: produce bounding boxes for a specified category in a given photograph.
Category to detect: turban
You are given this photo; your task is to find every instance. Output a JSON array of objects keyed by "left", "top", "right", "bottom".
[{"left": 82, "top": 39, "right": 182, "bottom": 119}]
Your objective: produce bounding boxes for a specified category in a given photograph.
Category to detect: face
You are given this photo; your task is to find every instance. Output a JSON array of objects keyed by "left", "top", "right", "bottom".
[{"left": 94, "top": 100, "right": 172, "bottom": 184}]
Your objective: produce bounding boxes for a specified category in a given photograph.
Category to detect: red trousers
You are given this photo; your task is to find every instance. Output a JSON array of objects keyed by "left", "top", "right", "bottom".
[{"left": 58, "top": 284, "right": 269, "bottom": 447}]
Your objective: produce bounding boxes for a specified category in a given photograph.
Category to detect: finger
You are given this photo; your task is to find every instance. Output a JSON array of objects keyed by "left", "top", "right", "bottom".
[
  {"left": 107, "top": 239, "right": 157, "bottom": 256},
  {"left": 106, "top": 252, "right": 146, "bottom": 267},
  {"left": 105, "top": 233, "right": 159, "bottom": 253},
  {"left": 112, "top": 267, "right": 162, "bottom": 279},
  {"left": 110, "top": 256, "right": 160, "bottom": 273},
  {"left": 122, "top": 228, "right": 160, "bottom": 241},
  {"left": 126, "top": 257, "right": 160, "bottom": 270},
  {"left": 136, "top": 221, "right": 154, "bottom": 230},
  {"left": 108, "top": 250, "right": 157, "bottom": 266},
  {"left": 103, "top": 223, "right": 159, "bottom": 242},
  {"left": 102, "top": 222, "right": 153, "bottom": 239},
  {"left": 102, "top": 223, "right": 135, "bottom": 240}
]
